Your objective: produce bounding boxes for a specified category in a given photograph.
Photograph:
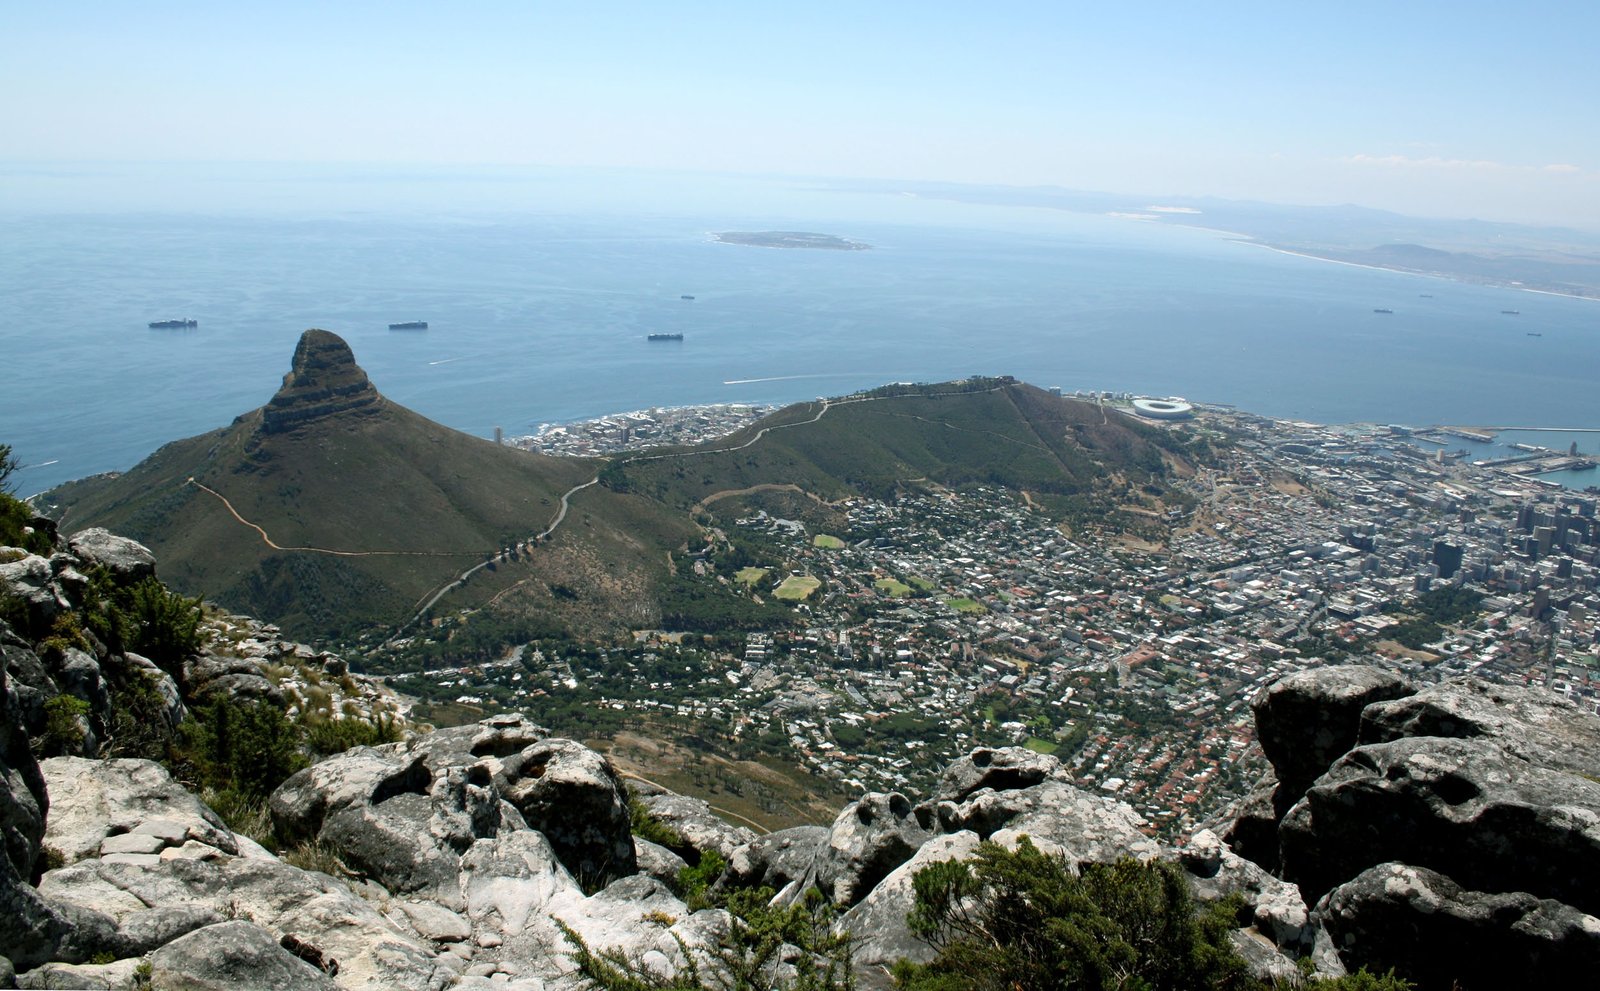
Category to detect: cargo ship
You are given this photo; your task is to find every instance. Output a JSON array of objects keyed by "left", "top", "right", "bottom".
[
  {"left": 680, "top": 294, "right": 695, "bottom": 300},
  {"left": 1372, "top": 308, "right": 1393, "bottom": 314},
  {"left": 148, "top": 318, "right": 197, "bottom": 329},
  {"left": 388, "top": 320, "right": 428, "bottom": 330},
  {"left": 647, "top": 333, "right": 684, "bottom": 341}
]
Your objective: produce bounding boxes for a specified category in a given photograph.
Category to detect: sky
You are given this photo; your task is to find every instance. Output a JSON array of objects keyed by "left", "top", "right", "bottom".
[{"left": 4, "top": 1, "right": 1599, "bottom": 228}]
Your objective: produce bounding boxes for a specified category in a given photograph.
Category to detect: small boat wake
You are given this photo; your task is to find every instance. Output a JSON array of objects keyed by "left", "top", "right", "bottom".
[{"left": 724, "top": 372, "right": 890, "bottom": 385}]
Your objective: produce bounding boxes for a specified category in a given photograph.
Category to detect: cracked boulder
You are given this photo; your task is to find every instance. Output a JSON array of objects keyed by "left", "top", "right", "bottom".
[
  {"left": 39, "top": 856, "right": 445, "bottom": 991},
  {"left": 925, "top": 746, "right": 1070, "bottom": 805},
  {"left": 1359, "top": 676, "right": 1600, "bottom": 776},
  {"left": 64, "top": 529, "right": 156, "bottom": 582},
  {"left": 1252, "top": 665, "right": 1413, "bottom": 814},
  {"left": 837, "top": 830, "right": 982, "bottom": 974},
  {"left": 931, "top": 779, "right": 1159, "bottom": 867},
  {"left": 1314, "top": 862, "right": 1600, "bottom": 990},
  {"left": 1278, "top": 735, "right": 1600, "bottom": 913},
  {"left": 1179, "top": 828, "right": 1310, "bottom": 952},
  {"left": 723, "top": 825, "right": 826, "bottom": 893},
  {"left": 495, "top": 738, "right": 636, "bottom": 888},
  {"left": 811, "top": 792, "right": 933, "bottom": 908}
]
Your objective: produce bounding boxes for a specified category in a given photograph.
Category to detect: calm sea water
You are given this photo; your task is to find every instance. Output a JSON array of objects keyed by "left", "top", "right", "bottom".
[{"left": 3, "top": 172, "right": 1597, "bottom": 495}]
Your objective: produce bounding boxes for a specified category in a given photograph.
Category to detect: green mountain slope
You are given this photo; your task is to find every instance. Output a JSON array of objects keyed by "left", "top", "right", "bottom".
[
  {"left": 608, "top": 378, "right": 1188, "bottom": 529},
  {"left": 45, "top": 331, "right": 690, "bottom": 638},
  {"left": 43, "top": 338, "right": 1194, "bottom": 644}
]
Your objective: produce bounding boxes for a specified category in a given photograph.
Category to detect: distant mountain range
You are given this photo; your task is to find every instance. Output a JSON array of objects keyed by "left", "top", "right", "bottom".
[
  {"left": 819, "top": 178, "right": 1600, "bottom": 299},
  {"left": 42, "top": 331, "right": 1194, "bottom": 641}
]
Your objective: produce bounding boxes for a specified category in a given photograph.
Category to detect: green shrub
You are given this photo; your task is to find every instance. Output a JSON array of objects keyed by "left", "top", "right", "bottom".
[
  {"left": 104, "top": 674, "right": 178, "bottom": 761},
  {"left": 629, "top": 797, "right": 686, "bottom": 851},
  {"left": 895, "top": 840, "right": 1251, "bottom": 991},
  {"left": 0, "top": 448, "right": 55, "bottom": 554},
  {"left": 40, "top": 694, "right": 91, "bottom": 755},
  {"left": 1310, "top": 972, "right": 1414, "bottom": 990},
  {"left": 122, "top": 578, "right": 204, "bottom": 675},
  {"left": 302, "top": 711, "right": 402, "bottom": 756},
  {"left": 177, "top": 698, "right": 307, "bottom": 804},
  {"left": 560, "top": 884, "right": 852, "bottom": 991},
  {"left": 676, "top": 849, "right": 727, "bottom": 910},
  {"left": 38, "top": 613, "right": 92, "bottom": 656}
]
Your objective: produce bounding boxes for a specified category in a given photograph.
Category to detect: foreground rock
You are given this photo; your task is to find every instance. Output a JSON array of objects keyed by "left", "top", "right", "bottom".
[
  {"left": 1, "top": 645, "right": 73, "bottom": 972},
  {"left": 269, "top": 713, "right": 638, "bottom": 899},
  {"left": 1359, "top": 676, "right": 1600, "bottom": 776},
  {"left": 147, "top": 920, "right": 343, "bottom": 991},
  {"left": 635, "top": 788, "right": 756, "bottom": 865},
  {"left": 64, "top": 529, "right": 156, "bottom": 582},
  {"left": 40, "top": 757, "right": 239, "bottom": 865},
  {"left": 1252, "top": 665, "right": 1413, "bottom": 815},
  {"left": 1315, "top": 863, "right": 1600, "bottom": 988},
  {"left": 838, "top": 831, "right": 982, "bottom": 978},
  {"left": 1179, "top": 828, "right": 1310, "bottom": 952},
  {"left": 1280, "top": 733, "right": 1600, "bottom": 913},
  {"left": 723, "top": 825, "right": 826, "bottom": 893},
  {"left": 1236, "top": 665, "right": 1600, "bottom": 988},
  {"left": 39, "top": 856, "right": 445, "bottom": 991},
  {"left": 810, "top": 792, "right": 932, "bottom": 907},
  {"left": 496, "top": 738, "right": 637, "bottom": 886}
]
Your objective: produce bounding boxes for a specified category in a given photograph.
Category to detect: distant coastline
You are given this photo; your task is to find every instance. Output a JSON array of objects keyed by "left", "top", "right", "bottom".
[
  {"left": 712, "top": 230, "right": 871, "bottom": 250},
  {"left": 1241, "top": 240, "right": 1600, "bottom": 303},
  {"left": 1112, "top": 212, "right": 1600, "bottom": 303}
]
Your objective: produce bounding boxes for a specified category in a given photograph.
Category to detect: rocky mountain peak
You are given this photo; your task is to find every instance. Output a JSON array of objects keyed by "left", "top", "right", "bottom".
[{"left": 261, "top": 330, "right": 381, "bottom": 434}]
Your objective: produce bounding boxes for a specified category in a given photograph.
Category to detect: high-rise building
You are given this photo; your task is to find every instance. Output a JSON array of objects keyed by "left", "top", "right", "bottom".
[{"left": 1432, "top": 540, "right": 1464, "bottom": 580}]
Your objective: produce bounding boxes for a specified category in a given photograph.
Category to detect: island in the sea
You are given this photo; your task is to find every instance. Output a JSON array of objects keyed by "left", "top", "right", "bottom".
[{"left": 713, "top": 230, "right": 871, "bottom": 250}]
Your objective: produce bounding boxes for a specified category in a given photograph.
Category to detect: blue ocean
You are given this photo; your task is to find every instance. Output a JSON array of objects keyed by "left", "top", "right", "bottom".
[{"left": 3, "top": 168, "right": 1596, "bottom": 495}]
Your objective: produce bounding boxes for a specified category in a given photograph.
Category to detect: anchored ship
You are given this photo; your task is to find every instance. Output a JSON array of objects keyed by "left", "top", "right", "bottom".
[
  {"left": 388, "top": 320, "right": 428, "bottom": 330},
  {"left": 647, "top": 333, "right": 684, "bottom": 341},
  {"left": 148, "top": 318, "right": 197, "bottom": 329}
]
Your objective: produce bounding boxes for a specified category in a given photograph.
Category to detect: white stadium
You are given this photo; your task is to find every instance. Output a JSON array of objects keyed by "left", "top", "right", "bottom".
[{"left": 1131, "top": 398, "right": 1194, "bottom": 420}]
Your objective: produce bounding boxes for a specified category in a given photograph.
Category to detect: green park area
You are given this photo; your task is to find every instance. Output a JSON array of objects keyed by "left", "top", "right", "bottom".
[
  {"left": 1023, "top": 737, "right": 1059, "bottom": 755},
  {"left": 811, "top": 533, "right": 846, "bottom": 549},
  {"left": 774, "top": 576, "right": 823, "bottom": 600},
  {"left": 734, "top": 567, "right": 770, "bottom": 586},
  {"left": 907, "top": 576, "right": 937, "bottom": 592},
  {"left": 874, "top": 578, "right": 912, "bottom": 596},
  {"left": 943, "top": 596, "right": 983, "bottom": 613}
]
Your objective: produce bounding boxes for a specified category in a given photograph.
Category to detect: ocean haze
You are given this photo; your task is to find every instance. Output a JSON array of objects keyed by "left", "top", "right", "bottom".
[{"left": 4, "top": 171, "right": 1597, "bottom": 495}]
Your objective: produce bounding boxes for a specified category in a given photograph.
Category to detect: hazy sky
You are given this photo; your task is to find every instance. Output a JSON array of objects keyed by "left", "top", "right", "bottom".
[{"left": 5, "top": 1, "right": 1598, "bottom": 227}]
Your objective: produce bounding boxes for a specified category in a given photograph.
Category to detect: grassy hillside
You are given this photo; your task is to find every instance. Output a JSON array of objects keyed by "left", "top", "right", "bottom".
[
  {"left": 607, "top": 379, "right": 1188, "bottom": 530},
  {"left": 48, "top": 403, "right": 607, "bottom": 634},
  {"left": 42, "top": 352, "right": 1191, "bottom": 645},
  {"left": 44, "top": 332, "right": 695, "bottom": 640}
]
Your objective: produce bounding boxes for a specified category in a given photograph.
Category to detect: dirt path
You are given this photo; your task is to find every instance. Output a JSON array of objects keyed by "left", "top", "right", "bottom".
[
  {"left": 397, "top": 476, "right": 601, "bottom": 637},
  {"left": 188, "top": 478, "right": 465, "bottom": 558}
]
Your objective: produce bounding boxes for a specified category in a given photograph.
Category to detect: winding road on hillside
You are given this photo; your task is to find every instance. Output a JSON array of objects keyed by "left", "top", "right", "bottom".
[
  {"left": 396, "top": 477, "right": 603, "bottom": 637},
  {"left": 191, "top": 384, "right": 1009, "bottom": 640}
]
